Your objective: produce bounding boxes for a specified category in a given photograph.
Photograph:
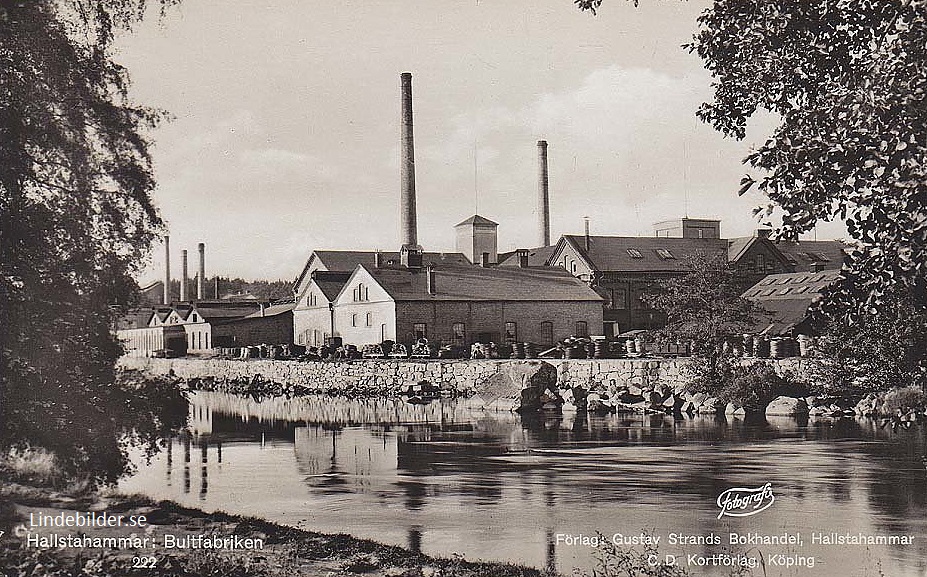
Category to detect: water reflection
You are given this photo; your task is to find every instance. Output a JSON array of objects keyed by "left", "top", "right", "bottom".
[{"left": 120, "top": 392, "right": 927, "bottom": 577}]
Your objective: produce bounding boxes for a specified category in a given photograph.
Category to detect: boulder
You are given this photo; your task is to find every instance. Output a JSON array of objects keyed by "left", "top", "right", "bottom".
[
  {"left": 765, "top": 396, "right": 810, "bottom": 417},
  {"left": 475, "top": 361, "right": 560, "bottom": 412},
  {"left": 697, "top": 397, "right": 723, "bottom": 415},
  {"left": 724, "top": 402, "right": 746, "bottom": 417}
]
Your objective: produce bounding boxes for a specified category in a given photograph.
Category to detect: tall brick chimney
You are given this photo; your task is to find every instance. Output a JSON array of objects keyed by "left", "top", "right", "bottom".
[
  {"left": 400, "top": 72, "right": 419, "bottom": 251},
  {"left": 537, "top": 140, "right": 550, "bottom": 247},
  {"left": 163, "top": 235, "right": 171, "bottom": 304},
  {"left": 180, "top": 249, "right": 189, "bottom": 301},
  {"left": 197, "top": 242, "right": 206, "bottom": 300}
]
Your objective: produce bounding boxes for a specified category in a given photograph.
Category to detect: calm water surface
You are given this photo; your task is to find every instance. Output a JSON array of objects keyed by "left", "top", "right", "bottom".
[{"left": 120, "top": 391, "right": 927, "bottom": 576}]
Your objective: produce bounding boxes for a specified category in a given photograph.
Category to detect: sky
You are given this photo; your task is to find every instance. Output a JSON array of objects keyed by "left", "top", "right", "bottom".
[{"left": 117, "top": 0, "right": 845, "bottom": 284}]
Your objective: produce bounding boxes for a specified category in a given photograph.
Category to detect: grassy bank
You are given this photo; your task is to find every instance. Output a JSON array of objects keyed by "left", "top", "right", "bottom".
[{"left": 0, "top": 482, "right": 551, "bottom": 577}]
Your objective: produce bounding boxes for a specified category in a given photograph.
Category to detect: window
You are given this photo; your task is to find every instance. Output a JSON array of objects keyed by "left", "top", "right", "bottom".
[
  {"left": 504, "top": 321, "right": 517, "bottom": 343},
  {"left": 309, "top": 293, "right": 317, "bottom": 307},
  {"left": 575, "top": 321, "right": 588, "bottom": 337},
  {"left": 656, "top": 249, "right": 676, "bottom": 260},
  {"left": 353, "top": 283, "right": 368, "bottom": 302},
  {"left": 192, "top": 313, "right": 198, "bottom": 322},
  {"left": 352, "top": 313, "right": 358, "bottom": 327},
  {"left": 627, "top": 248, "right": 643, "bottom": 259},
  {"left": 570, "top": 260, "right": 577, "bottom": 273},
  {"left": 540, "top": 321, "right": 553, "bottom": 347},
  {"left": 413, "top": 323, "right": 427, "bottom": 340},
  {"left": 612, "top": 288, "right": 628, "bottom": 310},
  {"left": 365, "top": 312, "right": 372, "bottom": 327},
  {"left": 452, "top": 322, "right": 465, "bottom": 344}
]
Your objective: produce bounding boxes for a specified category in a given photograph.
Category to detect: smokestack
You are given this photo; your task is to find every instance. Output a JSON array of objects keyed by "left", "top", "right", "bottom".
[
  {"left": 400, "top": 72, "right": 418, "bottom": 248},
  {"left": 584, "top": 216, "right": 591, "bottom": 251},
  {"left": 537, "top": 140, "right": 550, "bottom": 247},
  {"left": 163, "top": 235, "right": 171, "bottom": 304},
  {"left": 197, "top": 243, "right": 205, "bottom": 300},
  {"left": 180, "top": 250, "right": 189, "bottom": 301}
]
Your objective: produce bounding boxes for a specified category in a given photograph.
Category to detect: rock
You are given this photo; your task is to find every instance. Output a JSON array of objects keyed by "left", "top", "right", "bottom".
[
  {"left": 691, "top": 392, "right": 708, "bottom": 406},
  {"left": 724, "top": 402, "right": 745, "bottom": 417},
  {"left": 765, "top": 396, "right": 809, "bottom": 417},
  {"left": 697, "top": 397, "right": 722, "bottom": 415},
  {"left": 627, "top": 384, "right": 643, "bottom": 396},
  {"left": 474, "top": 361, "right": 560, "bottom": 412}
]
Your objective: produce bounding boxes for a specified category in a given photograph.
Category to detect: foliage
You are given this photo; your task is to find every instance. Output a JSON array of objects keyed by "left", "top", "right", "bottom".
[
  {"left": 809, "top": 291, "right": 927, "bottom": 396},
  {"left": 579, "top": 1, "right": 927, "bottom": 320},
  {"left": 0, "top": 0, "right": 178, "bottom": 485},
  {"left": 881, "top": 385, "right": 926, "bottom": 414},
  {"left": 644, "top": 251, "right": 763, "bottom": 386}
]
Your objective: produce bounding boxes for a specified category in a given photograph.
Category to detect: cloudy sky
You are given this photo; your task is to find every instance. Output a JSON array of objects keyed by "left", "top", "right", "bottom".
[{"left": 118, "top": 0, "right": 843, "bottom": 283}]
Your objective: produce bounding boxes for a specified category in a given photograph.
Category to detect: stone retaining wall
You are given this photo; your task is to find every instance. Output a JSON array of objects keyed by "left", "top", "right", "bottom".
[{"left": 118, "top": 356, "right": 813, "bottom": 395}]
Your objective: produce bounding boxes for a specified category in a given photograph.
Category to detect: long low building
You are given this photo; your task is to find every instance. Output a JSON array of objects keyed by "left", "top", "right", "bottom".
[{"left": 293, "top": 251, "right": 604, "bottom": 349}]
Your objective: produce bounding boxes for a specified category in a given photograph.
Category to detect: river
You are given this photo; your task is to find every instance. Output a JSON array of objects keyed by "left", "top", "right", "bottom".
[{"left": 119, "top": 391, "right": 927, "bottom": 576}]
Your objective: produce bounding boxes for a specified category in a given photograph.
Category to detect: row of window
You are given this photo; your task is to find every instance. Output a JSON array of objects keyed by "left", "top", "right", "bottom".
[{"left": 410, "top": 321, "right": 588, "bottom": 345}]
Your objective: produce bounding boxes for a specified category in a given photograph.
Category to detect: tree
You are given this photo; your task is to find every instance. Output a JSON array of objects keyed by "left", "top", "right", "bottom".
[
  {"left": 643, "top": 252, "right": 762, "bottom": 386},
  {"left": 578, "top": 1, "right": 927, "bottom": 320},
  {"left": 1, "top": 0, "right": 178, "bottom": 484}
]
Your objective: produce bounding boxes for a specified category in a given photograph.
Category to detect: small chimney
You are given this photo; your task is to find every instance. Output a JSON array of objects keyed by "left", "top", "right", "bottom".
[
  {"left": 425, "top": 265, "right": 436, "bottom": 295},
  {"left": 214, "top": 276, "right": 220, "bottom": 299},
  {"left": 517, "top": 249, "right": 529, "bottom": 268},
  {"left": 756, "top": 228, "right": 771, "bottom": 239},
  {"left": 180, "top": 249, "right": 189, "bottom": 301},
  {"left": 197, "top": 243, "right": 206, "bottom": 300},
  {"left": 401, "top": 244, "right": 422, "bottom": 269},
  {"left": 259, "top": 302, "right": 266, "bottom": 317},
  {"left": 163, "top": 235, "right": 171, "bottom": 304},
  {"left": 584, "top": 216, "right": 591, "bottom": 251},
  {"left": 537, "top": 140, "right": 550, "bottom": 247},
  {"left": 481, "top": 252, "right": 491, "bottom": 268},
  {"left": 374, "top": 252, "right": 383, "bottom": 268}
]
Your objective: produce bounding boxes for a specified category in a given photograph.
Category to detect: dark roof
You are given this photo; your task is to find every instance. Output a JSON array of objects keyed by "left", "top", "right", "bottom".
[
  {"left": 742, "top": 271, "right": 841, "bottom": 334},
  {"left": 117, "top": 308, "right": 159, "bottom": 330},
  {"left": 771, "top": 240, "right": 847, "bottom": 271},
  {"left": 311, "top": 271, "right": 352, "bottom": 301},
  {"left": 742, "top": 271, "right": 841, "bottom": 300},
  {"left": 562, "top": 235, "right": 729, "bottom": 273},
  {"left": 455, "top": 214, "right": 498, "bottom": 227},
  {"left": 295, "top": 250, "right": 473, "bottom": 289},
  {"left": 362, "top": 264, "right": 603, "bottom": 302},
  {"left": 186, "top": 301, "right": 262, "bottom": 322},
  {"left": 498, "top": 245, "right": 557, "bottom": 267},
  {"left": 242, "top": 302, "right": 296, "bottom": 319},
  {"left": 727, "top": 236, "right": 756, "bottom": 263}
]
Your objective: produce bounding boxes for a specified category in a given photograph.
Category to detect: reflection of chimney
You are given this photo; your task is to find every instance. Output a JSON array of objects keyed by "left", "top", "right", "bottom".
[
  {"left": 584, "top": 216, "right": 591, "bottom": 251},
  {"left": 197, "top": 243, "right": 205, "bottom": 300},
  {"left": 400, "top": 72, "right": 418, "bottom": 248},
  {"left": 537, "top": 140, "right": 550, "bottom": 247},
  {"left": 163, "top": 235, "right": 171, "bottom": 304},
  {"left": 180, "top": 250, "right": 189, "bottom": 301},
  {"left": 425, "top": 266, "right": 436, "bottom": 295}
]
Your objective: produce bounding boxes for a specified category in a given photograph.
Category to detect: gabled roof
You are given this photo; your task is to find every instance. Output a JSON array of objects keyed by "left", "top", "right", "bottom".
[
  {"left": 558, "top": 235, "right": 729, "bottom": 273},
  {"left": 742, "top": 271, "right": 841, "bottom": 335},
  {"left": 771, "top": 240, "right": 847, "bottom": 271},
  {"left": 311, "top": 271, "right": 352, "bottom": 301},
  {"left": 727, "top": 235, "right": 796, "bottom": 268},
  {"left": 455, "top": 214, "right": 498, "bottom": 227},
  {"left": 294, "top": 249, "right": 472, "bottom": 290},
  {"left": 185, "top": 301, "right": 262, "bottom": 323},
  {"left": 243, "top": 302, "right": 296, "bottom": 319},
  {"left": 498, "top": 246, "right": 557, "bottom": 267},
  {"left": 354, "top": 263, "right": 603, "bottom": 303}
]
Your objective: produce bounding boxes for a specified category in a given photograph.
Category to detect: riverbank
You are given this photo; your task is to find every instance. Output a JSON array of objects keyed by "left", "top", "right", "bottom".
[
  {"left": 0, "top": 482, "right": 552, "bottom": 577},
  {"left": 118, "top": 355, "right": 812, "bottom": 399}
]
